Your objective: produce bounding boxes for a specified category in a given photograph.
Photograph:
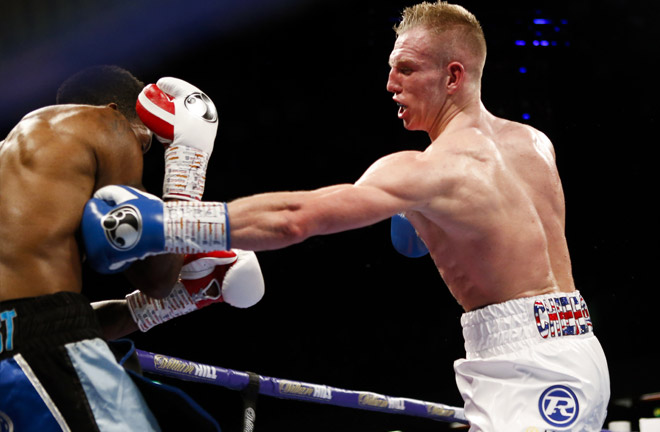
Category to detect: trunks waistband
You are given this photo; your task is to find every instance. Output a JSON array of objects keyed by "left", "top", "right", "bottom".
[
  {"left": 460, "top": 290, "right": 593, "bottom": 359},
  {"left": 0, "top": 291, "right": 102, "bottom": 360}
]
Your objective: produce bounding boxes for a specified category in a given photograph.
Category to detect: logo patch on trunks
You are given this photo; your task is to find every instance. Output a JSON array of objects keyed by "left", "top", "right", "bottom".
[
  {"left": 538, "top": 385, "right": 579, "bottom": 428},
  {"left": 0, "top": 410, "right": 14, "bottom": 432},
  {"left": 534, "top": 295, "right": 592, "bottom": 339},
  {"left": 0, "top": 309, "right": 17, "bottom": 354}
]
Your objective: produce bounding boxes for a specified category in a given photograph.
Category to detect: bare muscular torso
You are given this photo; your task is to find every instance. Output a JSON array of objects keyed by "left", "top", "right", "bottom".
[
  {"left": 406, "top": 110, "right": 574, "bottom": 310},
  {"left": 0, "top": 104, "right": 146, "bottom": 301}
]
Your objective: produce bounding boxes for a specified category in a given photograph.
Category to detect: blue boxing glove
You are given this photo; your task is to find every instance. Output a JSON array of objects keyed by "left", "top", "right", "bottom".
[
  {"left": 82, "top": 186, "right": 167, "bottom": 274},
  {"left": 82, "top": 185, "right": 231, "bottom": 274},
  {"left": 390, "top": 213, "right": 429, "bottom": 258}
]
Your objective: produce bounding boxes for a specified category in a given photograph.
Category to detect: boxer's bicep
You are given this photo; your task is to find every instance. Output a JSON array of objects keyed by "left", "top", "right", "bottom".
[
  {"left": 300, "top": 184, "right": 408, "bottom": 235},
  {"left": 353, "top": 150, "right": 436, "bottom": 211}
]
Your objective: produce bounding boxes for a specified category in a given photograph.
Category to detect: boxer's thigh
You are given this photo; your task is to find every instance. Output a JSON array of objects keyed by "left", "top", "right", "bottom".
[
  {"left": 65, "top": 338, "right": 161, "bottom": 431},
  {"left": 455, "top": 335, "right": 609, "bottom": 431}
]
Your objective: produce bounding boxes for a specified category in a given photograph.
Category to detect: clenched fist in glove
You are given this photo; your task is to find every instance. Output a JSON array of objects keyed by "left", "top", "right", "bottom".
[
  {"left": 126, "top": 250, "right": 264, "bottom": 332},
  {"left": 136, "top": 77, "right": 218, "bottom": 201}
]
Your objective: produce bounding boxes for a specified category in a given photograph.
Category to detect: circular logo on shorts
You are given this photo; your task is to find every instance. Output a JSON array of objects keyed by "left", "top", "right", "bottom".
[
  {"left": 0, "top": 410, "right": 14, "bottom": 432},
  {"left": 101, "top": 205, "right": 142, "bottom": 250},
  {"left": 538, "top": 385, "right": 579, "bottom": 428},
  {"left": 184, "top": 92, "right": 218, "bottom": 122}
]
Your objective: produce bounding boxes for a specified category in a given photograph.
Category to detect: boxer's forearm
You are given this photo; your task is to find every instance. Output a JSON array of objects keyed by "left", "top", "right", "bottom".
[
  {"left": 91, "top": 299, "right": 139, "bottom": 340},
  {"left": 227, "top": 185, "right": 345, "bottom": 251}
]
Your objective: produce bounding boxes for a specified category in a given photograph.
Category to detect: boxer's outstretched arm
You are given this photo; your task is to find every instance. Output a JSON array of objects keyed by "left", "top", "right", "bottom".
[
  {"left": 226, "top": 184, "right": 412, "bottom": 251},
  {"left": 81, "top": 151, "right": 431, "bottom": 260},
  {"left": 226, "top": 151, "right": 430, "bottom": 252}
]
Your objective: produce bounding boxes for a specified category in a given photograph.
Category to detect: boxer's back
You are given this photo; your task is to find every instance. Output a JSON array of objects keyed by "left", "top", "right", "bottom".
[
  {"left": 410, "top": 114, "right": 575, "bottom": 311},
  {"left": 0, "top": 105, "right": 145, "bottom": 301}
]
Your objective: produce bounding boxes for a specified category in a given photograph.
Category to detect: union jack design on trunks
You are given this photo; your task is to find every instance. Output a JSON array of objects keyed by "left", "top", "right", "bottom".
[{"left": 533, "top": 294, "right": 593, "bottom": 339}]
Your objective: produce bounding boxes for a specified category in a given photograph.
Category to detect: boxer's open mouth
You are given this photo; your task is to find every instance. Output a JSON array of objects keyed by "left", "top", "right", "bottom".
[{"left": 397, "top": 103, "right": 407, "bottom": 118}]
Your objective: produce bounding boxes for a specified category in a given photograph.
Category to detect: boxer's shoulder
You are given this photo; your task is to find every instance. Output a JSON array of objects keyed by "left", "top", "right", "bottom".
[{"left": 8, "top": 105, "right": 130, "bottom": 154}]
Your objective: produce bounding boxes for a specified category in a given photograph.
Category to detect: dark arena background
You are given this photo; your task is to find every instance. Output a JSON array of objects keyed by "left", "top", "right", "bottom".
[{"left": 1, "top": 0, "right": 656, "bottom": 430}]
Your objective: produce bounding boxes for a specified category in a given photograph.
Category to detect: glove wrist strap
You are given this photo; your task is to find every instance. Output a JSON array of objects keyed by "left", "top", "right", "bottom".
[
  {"left": 163, "top": 144, "right": 210, "bottom": 201},
  {"left": 163, "top": 201, "right": 230, "bottom": 254},
  {"left": 126, "top": 284, "right": 198, "bottom": 332}
]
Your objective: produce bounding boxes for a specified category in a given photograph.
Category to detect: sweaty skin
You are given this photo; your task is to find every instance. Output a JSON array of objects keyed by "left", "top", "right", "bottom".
[
  {"left": 0, "top": 104, "right": 181, "bottom": 306},
  {"left": 226, "top": 26, "right": 574, "bottom": 311}
]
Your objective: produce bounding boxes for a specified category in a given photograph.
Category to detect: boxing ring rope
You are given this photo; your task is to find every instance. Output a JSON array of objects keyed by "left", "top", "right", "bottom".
[
  {"left": 137, "top": 350, "right": 617, "bottom": 431},
  {"left": 136, "top": 349, "right": 469, "bottom": 429}
]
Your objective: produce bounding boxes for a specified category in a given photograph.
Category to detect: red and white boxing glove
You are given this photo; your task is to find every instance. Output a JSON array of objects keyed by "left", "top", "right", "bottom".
[
  {"left": 126, "top": 249, "right": 264, "bottom": 332},
  {"left": 136, "top": 77, "right": 218, "bottom": 201}
]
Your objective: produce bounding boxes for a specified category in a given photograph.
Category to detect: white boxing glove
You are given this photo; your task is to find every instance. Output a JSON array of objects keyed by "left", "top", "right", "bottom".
[
  {"left": 136, "top": 77, "right": 218, "bottom": 201},
  {"left": 126, "top": 250, "right": 265, "bottom": 332}
]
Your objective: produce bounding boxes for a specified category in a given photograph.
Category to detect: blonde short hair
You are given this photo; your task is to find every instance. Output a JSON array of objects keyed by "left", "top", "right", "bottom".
[{"left": 395, "top": 2, "right": 487, "bottom": 76}]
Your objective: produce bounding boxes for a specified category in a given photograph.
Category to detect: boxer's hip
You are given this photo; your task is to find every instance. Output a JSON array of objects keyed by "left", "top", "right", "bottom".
[
  {"left": 459, "top": 290, "right": 594, "bottom": 359},
  {"left": 0, "top": 291, "right": 101, "bottom": 360}
]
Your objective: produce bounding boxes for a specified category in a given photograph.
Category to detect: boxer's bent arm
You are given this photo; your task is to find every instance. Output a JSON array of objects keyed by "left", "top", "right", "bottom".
[
  {"left": 123, "top": 253, "right": 184, "bottom": 299},
  {"left": 89, "top": 108, "right": 186, "bottom": 296},
  {"left": 91, "top": 299, "right": 139, "bottom": 340}
]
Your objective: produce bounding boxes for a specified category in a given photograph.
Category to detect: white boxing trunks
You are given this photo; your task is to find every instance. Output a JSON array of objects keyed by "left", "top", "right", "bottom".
[{"left": 454, "top": 290, "right": 610, "bottom": 432}]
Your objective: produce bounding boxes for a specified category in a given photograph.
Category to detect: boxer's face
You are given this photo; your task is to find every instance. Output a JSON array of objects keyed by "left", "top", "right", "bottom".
[{"left": 386, "top": 26, "right": 447, "bottom": 134}]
